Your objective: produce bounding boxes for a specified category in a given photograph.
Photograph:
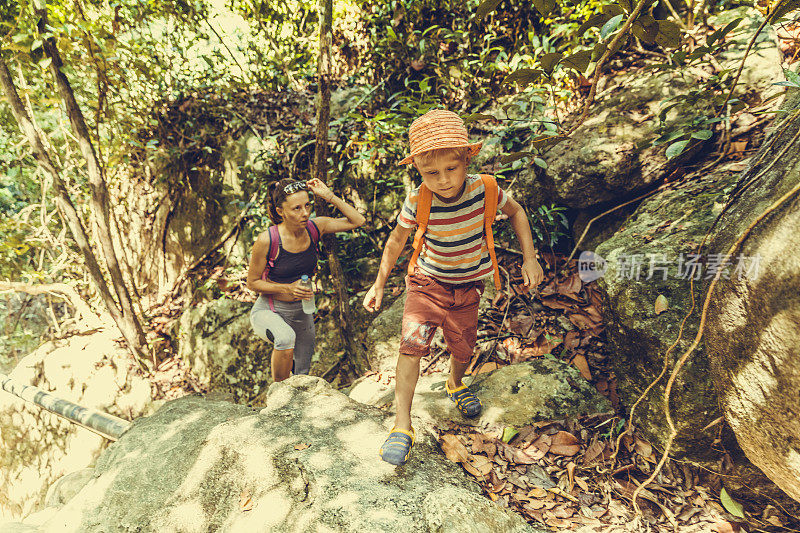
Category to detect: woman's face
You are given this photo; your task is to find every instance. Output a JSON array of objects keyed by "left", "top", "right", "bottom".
[{"left": 277, "top": 191, "right": 312, "bottom": 226}]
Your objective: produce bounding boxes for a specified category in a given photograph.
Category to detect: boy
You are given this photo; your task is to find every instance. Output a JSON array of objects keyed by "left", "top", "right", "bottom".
[{"left": 363, "top": 109, "right": 545, "bottom": 466}]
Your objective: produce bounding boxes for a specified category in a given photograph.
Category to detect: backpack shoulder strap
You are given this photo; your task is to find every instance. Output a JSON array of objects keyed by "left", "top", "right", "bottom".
[
  {"left": 408, "top": 185, "right": 432, "bottom": 276},
  {"left": 306, "top": 219, "right": 321, "bottom": 249},
  {"left": 261, "top": 225, "right": 282, "bottom": 281},
  {"left": 479, "top": 174, "right": 502, "bottom": 291},
  {"left": 268, "top": 225, "right": 281, "bottom": 264},
  {"left": 480, "top": 174, "right": 499, "bottom": 219}
]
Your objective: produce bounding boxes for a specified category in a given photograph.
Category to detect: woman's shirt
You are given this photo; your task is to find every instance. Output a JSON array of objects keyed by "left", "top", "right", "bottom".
[{"left": 266, "top": 223, "right": 319, "bottom": 284}]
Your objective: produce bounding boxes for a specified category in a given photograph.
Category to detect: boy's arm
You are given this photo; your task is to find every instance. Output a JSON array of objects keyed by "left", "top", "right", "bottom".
[
  {"left": 500, "top": 197, "right": 545, "bottom": 289},
  {"left": 363, "top": 224, "right": 414, "bottom": 312}
]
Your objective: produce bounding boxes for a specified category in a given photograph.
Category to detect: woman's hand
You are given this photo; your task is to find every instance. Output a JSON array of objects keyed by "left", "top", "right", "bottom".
[
  {"left": 286, "top": 279, "right": 314, "bottom": 301},
  {"left": 306, "top": 178, "right": 334, "bottom": 202}
]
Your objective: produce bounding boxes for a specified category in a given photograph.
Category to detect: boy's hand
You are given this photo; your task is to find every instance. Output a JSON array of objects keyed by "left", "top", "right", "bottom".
[
  {"left": 521, "top": 258, "right": 544, "bottom": 292},
  {"left": 363, "top": 283, "right": 384, "bottom": 312}
]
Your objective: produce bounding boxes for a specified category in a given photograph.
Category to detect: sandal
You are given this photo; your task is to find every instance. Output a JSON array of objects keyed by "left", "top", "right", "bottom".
[
  {"left": 446, "top": 382, "right": 483, "bottom": 418},
  {"left": 379, "top": 427, "right": 415, "bottom": 465}
]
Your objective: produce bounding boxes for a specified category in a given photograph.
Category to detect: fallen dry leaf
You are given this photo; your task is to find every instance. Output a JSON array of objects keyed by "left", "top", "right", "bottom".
[
  {"left": 711, "top": 520, "right": 739, "bottom": 533},
  {"left": 488, "top": 470, "right": 506, "bottom": 493},
  {"left": 528, "top": 487, "right": 548, "bottom": 498},
  {"left": 471, "top": 433, "right": 497, "bottom": 457},
  {"left": 564, "top": 330, "right": 580, "bottom": 351},
  {"left": 568, "top": 312, "right": 598, "bottom": 330},
  {"left": 541, "top": 297, "right": 574, "bottom": 311},
  {"left": 571, "top": 354, "right": 592, "bottom": 381},
  {"left": 294, "top": 443, "right": 310, "bottom": 450},
  {"left": 550, "top": 431, "right": 581, "bottom": 457},
  {"left": 441, "top": 434, "right": 470, "bottom": 463},
  {"left": 556, "top": 272, "right": 583, "bottom": 301},
  {"left": 532, "top": 433, "right": 552, "bottom": 453},
  {"left": 469, "top": 455, "right": 493, "bottom": 476},
  {"left": 499, "top": 442, "right": 540, "bottom": 464},
  {"left": 239, "top": 489, "right": 253, "bottom": 512},
  {"left": 634, "top": 436, "right": 653, "bottom": 458},
  {"left": 544, "top": 516, "right": 572, "bottom": 527},
  {"left": 566, "top": 461, "right": 576, "bottom": 493},
  {"left": 583, "top": 439, "right": 605, "bottom": 464},
  {"left": 526, "top": 499, "right": 547, "bottom": 511},
  {"left": 654, "top": 294, "right": 669, "bottom": 315}
]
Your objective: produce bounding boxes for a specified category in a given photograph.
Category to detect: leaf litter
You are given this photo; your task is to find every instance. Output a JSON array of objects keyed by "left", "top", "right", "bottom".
[
  {"left": 437, "top": 414, "right": 797, "bottom": 532},
  {"left": 422, "top": 251, "right": 799, "bottom": 531}
]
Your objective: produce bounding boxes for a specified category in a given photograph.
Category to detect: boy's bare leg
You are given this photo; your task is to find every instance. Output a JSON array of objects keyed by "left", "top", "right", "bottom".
[
  {"left": 394, "top": 353, "right": 421, "bottom": 431},
  {"left": 271, "top": 348, "right": 294, "bottom": 382},
  {"left": 446, "top": 356, "right": 470, "bottom": 390}
]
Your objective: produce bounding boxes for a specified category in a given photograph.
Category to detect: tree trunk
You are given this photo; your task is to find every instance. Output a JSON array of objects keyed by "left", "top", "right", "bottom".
[
  {"left": 34, "top": 6, "right": 149, "bottom": 358},
  {"left": 313, "top": 0, "right": 369, "bottom": 378},
  {"left": 0, "top": 57, "right": 149, "bottom": 369}
]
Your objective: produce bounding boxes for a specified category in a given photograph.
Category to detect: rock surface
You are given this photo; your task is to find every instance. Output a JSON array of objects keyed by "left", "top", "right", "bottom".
[
  {"left": 594, "top": 161, "right": 741, "bottom": 459},
  {"left": 528, "top": 8, "right": 782, "bottom": 210},
  {"left": 0, "top": 328, "right": 153, "bottom": 520},
  {"left": 705, "top": 91, "right": 800, "bottom": 502},
  {"left": 34, "top": 376, "right": 542, "bottom": 532},
  {"left": 174, "top": 298, "right": 272, "bottom": 403},
  {"left": 350, "top": 358, "right": 611, "bottom": 430}
]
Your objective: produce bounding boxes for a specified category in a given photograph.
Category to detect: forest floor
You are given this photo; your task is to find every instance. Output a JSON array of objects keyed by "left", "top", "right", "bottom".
[
  {"left": 144, "top": 246, "right": 800, "bottom": 532},
  {"left": 356, "top": 250, "right": 799, "bottom": 532}
]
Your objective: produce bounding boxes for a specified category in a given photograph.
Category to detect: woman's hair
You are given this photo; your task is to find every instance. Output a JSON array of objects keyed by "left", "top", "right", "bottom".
[{"left": 266, "top": 178, "right": 308, "bottom": 224}]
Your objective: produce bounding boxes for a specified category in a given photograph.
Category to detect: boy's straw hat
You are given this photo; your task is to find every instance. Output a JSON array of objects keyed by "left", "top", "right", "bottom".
[{"left": 399, "top": 109, "right": 482, "bottom": 165}]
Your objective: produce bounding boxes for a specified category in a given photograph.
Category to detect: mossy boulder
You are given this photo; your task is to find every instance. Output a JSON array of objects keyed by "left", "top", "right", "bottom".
[
  {"left": 595, "top": 162, "right": 741, "bottom": 459},
  {"left": 705, "top": 91, "right": 800, "bottom": 503},
  {"left": 528, "top": 8, "right": 781, "bottom": 210}
]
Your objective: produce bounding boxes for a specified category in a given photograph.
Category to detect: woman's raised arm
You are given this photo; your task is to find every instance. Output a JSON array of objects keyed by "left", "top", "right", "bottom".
[{"left": 306, "top": 177, "right": 366, "bottom": 235}]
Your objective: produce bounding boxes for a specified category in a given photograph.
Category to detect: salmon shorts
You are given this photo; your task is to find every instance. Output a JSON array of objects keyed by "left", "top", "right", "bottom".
[{"left": 400, "top": 269, "right": 485, "bottom": 363}]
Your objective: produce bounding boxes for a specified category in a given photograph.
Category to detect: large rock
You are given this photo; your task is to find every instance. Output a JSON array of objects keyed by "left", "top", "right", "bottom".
[
  {"left": 37, "top": 377, "right": 542, "bottom": 532},
  {"left": 362, "top": 291, "right": 408, "bottom": 373},
  {"left": 595, "top": 161, "right": 742, "bottom": 459},
  {"left": 174, "top": 298, "right": 272, "bottom": 403},
  {"left": 528, "top": 9, "right": 782, "bottom": 209},
  {"left": 0, "top": 328, "right": 153, "bottom": 520},
  {"left": 418, "top": 359, "right": 611, "bottom": 427},
  {"left": 352, "top": 359, "right": 611, "bottom": 429},
  {"left": 705, "top": 91, "right": 800, "bottom": 502}
]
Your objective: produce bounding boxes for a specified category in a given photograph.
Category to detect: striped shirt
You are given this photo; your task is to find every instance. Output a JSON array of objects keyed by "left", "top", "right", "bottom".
[{"left": 397, "top": 174, "right": 508, "bottom": 283}]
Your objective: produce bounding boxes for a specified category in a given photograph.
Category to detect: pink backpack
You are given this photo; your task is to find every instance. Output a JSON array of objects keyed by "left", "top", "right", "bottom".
[{"left": 261, "top": 220, "right": 321, "bottom": 281}]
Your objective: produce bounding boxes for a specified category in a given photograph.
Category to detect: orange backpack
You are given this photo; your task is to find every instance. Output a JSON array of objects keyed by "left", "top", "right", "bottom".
[{"left": 407, "top": 174, "right": 502, "bottom": 290}]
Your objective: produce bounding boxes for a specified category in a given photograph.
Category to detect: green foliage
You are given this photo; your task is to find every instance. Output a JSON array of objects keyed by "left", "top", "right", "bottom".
[
  {"left": 494, "top": 201, "right": 569, "bottom": 251},
  {"left": 530, "top": 203, "right": 570, "bottom": 249}
]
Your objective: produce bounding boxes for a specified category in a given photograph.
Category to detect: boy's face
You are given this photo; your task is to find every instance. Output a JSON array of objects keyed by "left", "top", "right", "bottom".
[{"left": 413, "top": 152, "right": 468, "bottom": 203}]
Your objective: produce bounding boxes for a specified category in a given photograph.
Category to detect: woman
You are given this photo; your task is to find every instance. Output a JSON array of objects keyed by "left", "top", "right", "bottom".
[{"left": 247, "top": 177, "right": 365, "bottom": 382}]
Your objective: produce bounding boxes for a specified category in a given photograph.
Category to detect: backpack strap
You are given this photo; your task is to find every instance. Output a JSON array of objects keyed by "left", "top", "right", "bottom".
[
  {"left": 479, "top": 174, "right": 502, "bottom": 291},
  {"left": 261, "top": 225, "right": 282, "bottom": 281},
  {"left": 407, "top": 185, "right": 433, "bottom": 276},
  {"left": 307, "top": 219, "right": 321, "bottom": 252},
  {"left": 406, "top": 177, "right": 502, "bottom": 290}
]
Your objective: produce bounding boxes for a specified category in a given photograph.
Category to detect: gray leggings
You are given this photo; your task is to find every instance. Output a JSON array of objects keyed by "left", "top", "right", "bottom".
[{"left": 249, "top": 296, "right": 315, "bottom": 375}]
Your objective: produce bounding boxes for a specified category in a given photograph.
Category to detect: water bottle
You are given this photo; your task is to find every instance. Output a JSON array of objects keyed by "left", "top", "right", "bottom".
[{"left": 300, "top": 275, "right": 315, "bottom": 314}]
